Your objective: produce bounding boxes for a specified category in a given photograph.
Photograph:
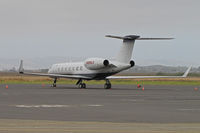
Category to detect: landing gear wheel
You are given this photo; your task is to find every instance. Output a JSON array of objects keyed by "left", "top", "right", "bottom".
[
  {"left": 78, "top": 84, "right": 81, "bottom": 88},
  {"left": 52, "top": 83, "right": 56, "bottom": 87},
  {"left": 104, "top": 83, "right": 111, "bottom": 89},
  {"left": 52, "top": 78, "right": 57, "bottom": 87},
  {"left": 104, "top": 79, "right": 111, "bottom": 89},
  {"left": 82, "top": 83, "right": 86, "bottom": 88},
  {"left": 79, "top": 83, "right": 86, "bottom": 89}
]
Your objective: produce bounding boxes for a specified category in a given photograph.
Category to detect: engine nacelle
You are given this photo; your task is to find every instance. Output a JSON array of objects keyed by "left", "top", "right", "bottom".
[
  {"left": 84, "top": 58, "right": 109, "bottom": 70},
  {"left": 130, "top": 60, "right": 135, "bottom": 67}
]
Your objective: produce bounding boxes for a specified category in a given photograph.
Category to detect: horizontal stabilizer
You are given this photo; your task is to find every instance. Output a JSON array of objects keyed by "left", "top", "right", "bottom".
[
  {"left": 137, "top": 38, "right": 174, "bottom": 40},
  {"left": 106, "top": 35, "right": 174, "bottom": 40},
  {"left": 105, "top": 35, "right": 140, "bottom": 40}
]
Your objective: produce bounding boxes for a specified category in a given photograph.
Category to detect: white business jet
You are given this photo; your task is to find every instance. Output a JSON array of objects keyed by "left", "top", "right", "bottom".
[{"left": 19, "top": 35, "right": 191, "bottom": 89}]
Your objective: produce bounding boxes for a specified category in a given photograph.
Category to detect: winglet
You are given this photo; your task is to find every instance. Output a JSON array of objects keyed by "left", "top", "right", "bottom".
[
  {"left": 182, "top": 66, "right": 191, "bottom": 77},
  {"left": 19, "top": 60, "right": 24, "bottom": 74}
]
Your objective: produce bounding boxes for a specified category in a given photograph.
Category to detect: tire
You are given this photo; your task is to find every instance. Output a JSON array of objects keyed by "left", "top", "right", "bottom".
[
  {"left": 104, "top": 84, "right": 111, "bottom": 89},
  {"left": 79, "top": 84, "right": 82, "bottom": 88},
  {"left": 79, "top": 83, "right": 86, "bottom": 89},
  {"left": 53, "top": 83, "right": 56, "bottom": 87},
  {"left": 108, "top": 84, "right": 111, "bottom": 89},
  {"left": 82, "top": 83, "right": 86, "bottom": 88}
]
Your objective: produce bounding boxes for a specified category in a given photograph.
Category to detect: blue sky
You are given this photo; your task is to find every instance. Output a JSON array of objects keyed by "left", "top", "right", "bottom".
[{"left": 0, "top": 0, "right": 199, "bottom": 66}]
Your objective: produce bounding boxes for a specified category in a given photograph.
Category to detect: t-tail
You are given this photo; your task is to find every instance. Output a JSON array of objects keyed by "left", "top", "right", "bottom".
[
  {"left": 106, "top": 35, "right": 174, "bottom": 63},
  {"left": 19, "top": 60, "right": 24, "bottom": 74}
]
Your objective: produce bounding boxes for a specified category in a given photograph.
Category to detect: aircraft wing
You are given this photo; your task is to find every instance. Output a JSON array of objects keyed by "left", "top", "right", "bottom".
[
  {"left": 107, "top": 66, "right": 191, "bottom": 79},
  {"left": 20, "top": 72, "right": 91, "bottom": 79},
  {"left": 18, "top": 60, "right": 91, "bottom": 79}
]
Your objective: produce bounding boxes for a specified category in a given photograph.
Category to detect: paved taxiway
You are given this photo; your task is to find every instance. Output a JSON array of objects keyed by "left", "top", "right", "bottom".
[{"left": 0, "top": 84, "right": 200, "bottom": 123}]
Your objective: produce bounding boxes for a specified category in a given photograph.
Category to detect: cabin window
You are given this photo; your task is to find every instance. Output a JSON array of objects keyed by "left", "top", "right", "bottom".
[
  {"left": 72, "top": 67, "right": 75, "bottom": 71},
  {"left": 76, "top": 66, "right": 79, "bottom": 71},
  {"left": 80, "top": 66, "right": 83, "bottom": 71}
]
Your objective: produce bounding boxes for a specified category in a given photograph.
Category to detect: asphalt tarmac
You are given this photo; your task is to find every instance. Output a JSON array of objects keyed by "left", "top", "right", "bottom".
[{"left": 0, "top": 84, "right": 200, "bottom": 123}]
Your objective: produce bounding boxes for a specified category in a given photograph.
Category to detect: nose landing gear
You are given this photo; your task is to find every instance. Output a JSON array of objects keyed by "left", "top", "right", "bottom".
[
  {"left": 52, "top": 78, "right": 57, "bottom": 87},
  {"left": 104, "top": 79, "right": 111, "bottom": 89}
]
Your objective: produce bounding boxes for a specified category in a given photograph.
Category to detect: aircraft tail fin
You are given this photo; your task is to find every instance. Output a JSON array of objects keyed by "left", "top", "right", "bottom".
[
  {"left": 19, "top": 60, "right": 24, "bottom": 74},
  {"left": 106, "top": 35, "right": 174, "bottom": 63}
]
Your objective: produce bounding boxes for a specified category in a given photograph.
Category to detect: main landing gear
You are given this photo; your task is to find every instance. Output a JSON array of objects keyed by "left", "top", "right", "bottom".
[
  {"left": 52, "top": 78, "right": 57, "bottom": 87},
  {"left": 51, "top": 78, "right": 111, "bottom": 89},
  {"left": 76, "top": 79, "right": 86, "bottom": 89},
  {"left": 104, "top": 79, "right": 111, "bottom": 89}
]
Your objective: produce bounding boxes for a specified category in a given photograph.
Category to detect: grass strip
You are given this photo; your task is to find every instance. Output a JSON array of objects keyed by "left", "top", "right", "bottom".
[{"left": 1, "top": 78, "right": 200, "bottom": 85}]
